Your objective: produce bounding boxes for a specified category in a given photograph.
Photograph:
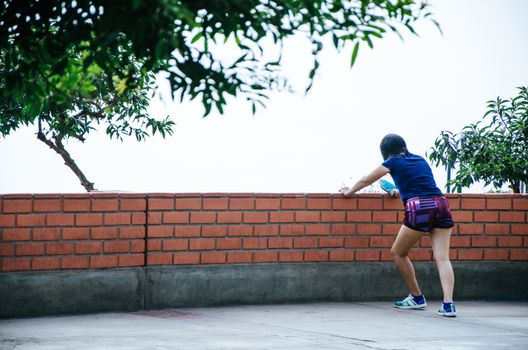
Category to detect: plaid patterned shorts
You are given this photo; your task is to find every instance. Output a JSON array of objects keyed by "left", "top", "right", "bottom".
[{"left": 404, "top": 195, "right": 454, "bottom": 232}]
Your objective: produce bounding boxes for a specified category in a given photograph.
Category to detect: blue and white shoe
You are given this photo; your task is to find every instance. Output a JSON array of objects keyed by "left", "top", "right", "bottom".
[
  {"left": 380, "top": 179, "right": 398, "bottom": 197},
  {"left": 395, "top": 294, "right": 427, "bottom": 309},
  {"left": 437, "top": 302, "right": 457, "bottom": 317}
]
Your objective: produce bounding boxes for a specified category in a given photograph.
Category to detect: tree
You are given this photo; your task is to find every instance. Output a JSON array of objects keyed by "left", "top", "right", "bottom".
[
  {"left": 1, "top": 0, "right": 438, "bottom": 191},
  {"left": 429, "top": 87, "right": 528, "bottom": 193}
]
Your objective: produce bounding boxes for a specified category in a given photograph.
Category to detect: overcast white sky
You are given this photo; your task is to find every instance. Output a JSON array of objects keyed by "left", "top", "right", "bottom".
[{"left": 1, "top": 0, "right": 527, "bottom": 194}]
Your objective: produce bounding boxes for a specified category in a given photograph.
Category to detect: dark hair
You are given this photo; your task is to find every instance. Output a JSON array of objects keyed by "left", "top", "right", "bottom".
[{"left": 380, "top": 134, "right": 408, "bottom": 160}]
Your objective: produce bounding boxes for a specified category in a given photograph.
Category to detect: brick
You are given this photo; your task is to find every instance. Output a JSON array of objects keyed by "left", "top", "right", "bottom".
[
  {"left": 346, "top": 211, "right": 371, "bottom": 222},
  {"left": 33, "top": 199, "right": 62, "bottom": 212},
  {"left": 2, "top": 258, "right": 31, "bottom": 271},
  {"left": 510, "top": 249, "right": 528, "bottom": 260},
  {"left": 319, "top": 237, "right": 344, "bottom": 248},
  {"left": 329, "top": 250, "right": 354, "bottom": 261},
  {"left": 461, "top": 198, "right": 485, "bottom": 210},
  {"left": 104, "top": 241, "right": 130, "bottom": 253},
  {"left": 471, "top": 237, "right": 497, "bottom": 247},
  {"left": 63, "top": 199, "right": 90, "bottom": 212},
  {"left": 332, "top": 198, "right": 357, "bottom": 210},
  {"left": 227, "top": 225, "right": 253, "bottom": 237},
  {"left": 147, "top": 239, "right": 161, "bottom": 251},
  {"left": 32, "top": 228, "right": 60, "bottom": 241},
  {"left": 75, "top": 213, "right": 103, "bottom": 226},
  {"left": 17, "top": 214, "right": 46, "bottom": 227},
  {"left": 419, "top": 236, "right": 432, "bottom": 248},
  {"left": 372, "top": 211, "right": 397, "bottom": 222},
  {"left": 254, "top": 225, "right": 279, "bottom": 236},
  {"left": 513, "top": 198, "right": 528, "bottom": 210},
  {"left": 486, "top": 198, "right": 512, "bottom": 210},
  {"left": 174, "top": 225, "right": 201, "bottom": 238},
  {"left": 499, "top": 212, "right": 525, "bottom": 223},
  {"left": 450, "top": 236, "right": 470, "bottom": 247},
  {"left": 91, "top": 227, "right": 118, "bottom": 240},
  {"left": 380, "top": 251, "right": 393, "bottom": 261},
  {"left": 279, "top": 224, "right": 305, "bottom": 236},
  {"left": 130, "top": 240, "right": 145, "bottom": 252},
  {"left": 161, "top": 239, "right": 188, "bottom": 251},
  {"left": 408, "top": 250, "right": 432, "bottom": 261},
  {"left": 132, "top": 212, "right": 146, "bottom": 225},
  {"left": 16, "top": 243, "right": 45, "bottom": 256},
  {"left": 217, "top": 212, "right": 242, "bottom": 224},
  {"left": 304, "top": 250, "right": 328, "bottom": 262},
  {"left": 451, "top": 211, "right": 473, "bottom": 222},
  {"left": 227, "top": 252, "right": 252, "bottom": 263},
  {"left": 2, "top": 228, "right": 31, "bottom": 241},
  {"left": 270, "top": 212, "right": 295, "bottom": 223},
  {"left": 32, "top": 257, "right": 60, "bottom": 270},
  {"left": 216, "top": 238, "right": 241, "bottom": 250},
  {"left": 369, "top": 237, "right": 393, "bottom": 248},
  {"left": 253, "top": 251, "right": 278, "bottom": 263},
  {"left": 190, "top": 212, "right": 216, "bottom": 224},
  {"left": 120, "top": 226, "right": 145, "bottom": 239},
  {"left": 149, "top": 211, "right": 164, "bottom": 224},
  {"left": 484, "top": 224, "right": 510, "bottom": 235},
  {"left": 161, "top": 212, "right": 188, "bottom": 224},
  {"left": 458, "top": 224, "right": 484, "bottom": 235},
  {"left": 229, "top": 198, "right": 254, "bottom": 210},
  {"left": 457, "top": 249, "right": 483, "bottom": 260},
  {"left": 383, "top": 198, "right": 402, "bottom": 210},
  {"left": 357, "top": 224, "right": 382, "bottom": 235},
  {"left": 61, "top": 256, "right": 89, "bottom": 269},
  {"left": 62, "top": 227, "right": 90, "bottom": 240},
  {"left": 175, "top": 198, "right": 201, "bottom": 210},
  {"left": 279, "top": 251, "right": 303, "bottom": 262},
  {"left": 294, "top": 211, "right": 319, "bottom": 223},
  {"left": 46, "top": 214, "right": 75, "bottom": 226},
  {"left": 90, "top": 255, "right": 118, "bottom": 269},
  {"left": 147, "top": 253, "right": 173, "bottom": 265},
  {"left": 243, "top": 212, "right": 268, "bottom": 224},
  {"left": 120, "top": 199, "right": 146, "bottom": 211},
  {"left": 203, "top": 198, "right": 228, "bottom": 210},
  {"left": 0, "top": 214, "right": 15, "bottom": 227},
  {"left": 119, "top": 254, "right": 144, "bottom": 267},
  {"left": 382, "top": 224, "right": 401, "bottom": 235},
  {"left": 321, "top": 212, "right": 346, "bottom": 222},
  {"left": 173, "top": 252, "right": 200, "bottom": 265},
  {"left": 0, "top": 243, "right": 14, "bottom": 256},
  {"left": 307, "top": 199, "right": 331, "bottom": 210},
  {"left": 255, "top": 198, "right": 281, "bottom": 210},
  {"left": 91, "top": 199, "right": 119, "bottom": 212},
  {"left": 331, "top": 224, "right": 356, "bottom": 235},
  {"left": 305, "top": 224, "right": 331, "bottom": 235},
  {"left": 46, "top": 242, "right": 74, "bottom": 255},
  {"left": 268, "top": 238, "right": 293, "bottom": 249},
  {"left": 75, "top": 241, "right": 102, "bottom": 254},
  {"left": 358, "top": 198, "right": 382, "bottom": 210},
  {"left": 293, "top": 237, "right": 318, "bottom": 248},
  {"left": 189, "top": 238, "right": 215, "bottom": 250},
  {"left": 4, "top": 200, "right": 32, "bottom": 213},
  {"left": 148, "top": 198, "right": 174, "bottom": 210},
  {"left": 201, "top": 225, "right": 227, "bottom": 237},
  {"left": 148, "top": 226, "right": 173, "bottom": 238},
  {"left": 242, "top": 238, "right": 267, "bottom": 249},
  {"left": 281, "top": 198, "right": 305, "bottom": 210},
  {"left": 201, "top": 252, "right": 226, "bottom": 264},
  {"left": 355, "top": 250, "right": 380, "bottom": 261},
  {"left": 511, "top": 224, "right": 527, "bottom": 235},
  {"left": 483, "top": 249, "right": 509, "bottom": 260},
  {"left": 498, "top": 237, "right": 523, "bottom": 247},
  {"left": 344, "top": 237, "right": 370, "bottom": 248},
  {"left": 104, "top": 213, "right": 130, "bottom": 225},
  {"left": 474, "top": 211, "right": 498, "bottom": 222}
]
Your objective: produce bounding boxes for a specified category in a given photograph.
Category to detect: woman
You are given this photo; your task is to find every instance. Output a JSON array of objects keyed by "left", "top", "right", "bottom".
[{"left": 339, "top": 134, "right": 457, "bottom": 317}]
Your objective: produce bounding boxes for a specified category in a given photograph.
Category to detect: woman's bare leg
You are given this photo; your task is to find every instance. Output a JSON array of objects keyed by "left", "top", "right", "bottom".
[
  {"left": 391, "top": 225, "right": 424, "bottom": 296},
  {"left": 430, "top": 227, "right": 455, "bottom": 302}
]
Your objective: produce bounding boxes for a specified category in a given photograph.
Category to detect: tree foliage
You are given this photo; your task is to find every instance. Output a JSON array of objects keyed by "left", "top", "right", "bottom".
[
  {"left": 1, "top": 0, "right": 437, "bottom": 191},
  {"left": 429, "top": 87, "right": 528, "bottom": 193}
]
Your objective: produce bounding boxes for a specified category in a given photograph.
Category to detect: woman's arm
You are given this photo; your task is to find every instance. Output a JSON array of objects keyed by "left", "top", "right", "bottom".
[{"left": 339, "top": 165, "right": 390, "bottom": 197}]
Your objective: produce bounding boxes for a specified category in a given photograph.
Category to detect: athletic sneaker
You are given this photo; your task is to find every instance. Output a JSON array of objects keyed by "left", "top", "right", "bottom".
[
  {"left": 394, "top": 294, "right": 427, "bottom": 309},
  {"left": 380, "top": 179, "right": 397, "bottom": 193},
  {"left": 437, "top": 302, "right": 457, "bottom": 317}
]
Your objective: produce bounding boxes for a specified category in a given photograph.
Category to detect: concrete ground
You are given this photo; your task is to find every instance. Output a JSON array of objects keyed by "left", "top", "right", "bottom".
[{"left": 1, "top": 301, "right": 527, "bottom": 350}]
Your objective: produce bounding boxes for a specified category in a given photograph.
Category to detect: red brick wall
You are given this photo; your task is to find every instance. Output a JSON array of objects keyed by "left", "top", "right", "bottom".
[{"left": 1, "top": 193, "right": 527, "bottom": 272}]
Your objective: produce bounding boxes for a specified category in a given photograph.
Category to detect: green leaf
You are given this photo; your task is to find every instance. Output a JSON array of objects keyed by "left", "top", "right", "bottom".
[{"left": 350, "top": 42, "right": 360, "bottom": 67}]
